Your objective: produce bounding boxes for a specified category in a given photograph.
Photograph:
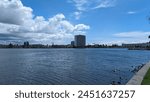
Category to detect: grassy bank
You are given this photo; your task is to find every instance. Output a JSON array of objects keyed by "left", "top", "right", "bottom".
[{"left": 141, "top": 67, "right": 150, "bottom": 85}]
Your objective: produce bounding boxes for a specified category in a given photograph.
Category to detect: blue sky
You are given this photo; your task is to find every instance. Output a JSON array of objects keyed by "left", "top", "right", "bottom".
[{"left": 0, "top": 0, "right": 150, "bottom": 44}]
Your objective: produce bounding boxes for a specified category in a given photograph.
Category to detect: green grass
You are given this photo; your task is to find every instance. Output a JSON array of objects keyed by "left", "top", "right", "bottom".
[{"left": 141, "top": 67, "right": 150, "bottom": 85}]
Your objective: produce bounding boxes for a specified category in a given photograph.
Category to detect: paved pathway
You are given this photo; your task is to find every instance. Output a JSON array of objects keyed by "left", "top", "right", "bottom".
[{"left": 127, "top": 61, "right": 150, "bottom": 85}]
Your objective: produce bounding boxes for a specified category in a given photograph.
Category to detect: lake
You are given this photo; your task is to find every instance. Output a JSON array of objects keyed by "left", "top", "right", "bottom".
[{"left": 0, "top": 48, "right": 150, "bottom": 85}]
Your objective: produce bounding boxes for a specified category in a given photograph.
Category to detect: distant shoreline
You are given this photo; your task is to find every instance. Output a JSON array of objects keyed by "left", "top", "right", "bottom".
[
  {"left": 0, "top": 43, "right": 150, "bottom": 50},
  {"left": 0, "top": 47, "right": 124, "bottom": 49},
  {"left": 0, "top": 44, "right": 123, "bottom": 49}
]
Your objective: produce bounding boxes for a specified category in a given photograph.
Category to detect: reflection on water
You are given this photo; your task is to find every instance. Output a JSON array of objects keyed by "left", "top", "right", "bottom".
[{"left": 0, "top": 48, "right": 150, "bottom": 85}]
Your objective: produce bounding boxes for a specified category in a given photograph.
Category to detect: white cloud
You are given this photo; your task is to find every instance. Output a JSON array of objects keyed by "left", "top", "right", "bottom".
[
  {"left": 0, "top": 0, "right": 90, "bottom": 44},
  {"left": 127, "top": 11, "right": 137, "bottom": 15},
  {"left": 70, "top": 0, "right": 90, "bottom": 11},
  {"left": 91, "top": 31, "right": 150, "bottom": 45},
  {"left": 73, "top": 11, "right": 82, "bottom": 20},
  {"left": 113, "top": 31, "right": 150, "bottom": 44},
  {"left": 69, "top": 0, "right": 116, "bottom": 19},
  {"left": 70, "top": 0, "right": 116, "bottom": 11},
  {"left": 75, "top": 24, "right": 90, "bottom": 30},
  {"left": 0, "top": 0, "right": 33, "bottom": 25},
  {"left": 114, "top": 31, "right": 150, "bottom": 38},
  {"left": 93, "top": 0, "right": 116, "bottom": 9}
]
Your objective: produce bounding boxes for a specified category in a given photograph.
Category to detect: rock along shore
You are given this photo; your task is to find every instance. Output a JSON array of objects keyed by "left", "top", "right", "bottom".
[{"left": 127, "top": 61, "right": 150, "bottom": 85}]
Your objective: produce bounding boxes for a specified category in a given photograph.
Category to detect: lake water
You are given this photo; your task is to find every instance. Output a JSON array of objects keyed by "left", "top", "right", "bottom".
[{"left": 0, "top": 48, "right": 150, "bottom": 85}]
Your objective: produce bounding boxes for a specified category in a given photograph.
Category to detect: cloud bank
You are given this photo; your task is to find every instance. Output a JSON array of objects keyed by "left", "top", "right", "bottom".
[
  {"left": 0, "top": 0, "right": 90, "bottom": 44},
  {"left": 113, "top": 31, "right": 150, "bottom": 44}
]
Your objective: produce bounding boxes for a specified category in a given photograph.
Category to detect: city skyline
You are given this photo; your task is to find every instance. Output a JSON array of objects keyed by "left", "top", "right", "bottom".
[{"left": 0, "top": 0, "right": 150, "bottom": 45}]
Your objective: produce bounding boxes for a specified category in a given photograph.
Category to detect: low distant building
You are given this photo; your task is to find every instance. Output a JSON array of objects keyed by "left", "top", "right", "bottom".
[
  {"left": 71, "top": 41, "right": 75, "bottom": 46},
  {"left": 74, "top": 35, "right": 86, "bottom": 48},
  {"left": 23, "top": 41, "right": 29, "bottom": 48},
  {"left": 122, "top": 42, "right": 150, "bottom": 48}
]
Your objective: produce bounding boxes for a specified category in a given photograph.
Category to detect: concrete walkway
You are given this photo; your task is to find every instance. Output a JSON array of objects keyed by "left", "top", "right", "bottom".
[{"left": 127, "top": 61, "right": 150, "bottom": 85}]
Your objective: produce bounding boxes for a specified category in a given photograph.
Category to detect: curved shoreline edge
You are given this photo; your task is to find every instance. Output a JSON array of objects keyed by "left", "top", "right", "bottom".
[{"left": 127, "top": 61, "right": 150, "bottom": 85}]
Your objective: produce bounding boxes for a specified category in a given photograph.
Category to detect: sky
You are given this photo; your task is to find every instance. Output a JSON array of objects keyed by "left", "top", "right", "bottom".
[{"left": 0, "top": 0, "right": 150, "bottom": 45}]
